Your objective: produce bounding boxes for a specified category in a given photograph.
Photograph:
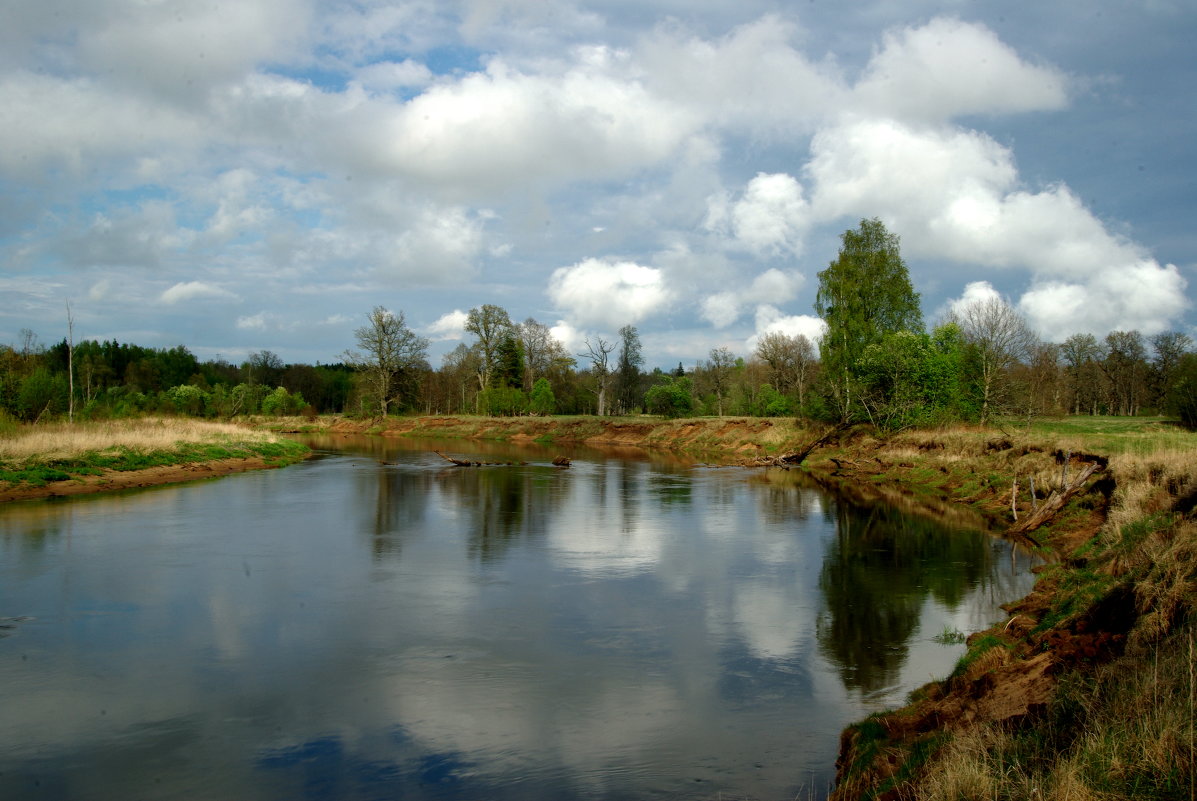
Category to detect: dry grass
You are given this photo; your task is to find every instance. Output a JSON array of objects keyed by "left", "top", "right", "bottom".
[
  {"left": 916, "top": 627, "right": 1196, "bottom": 801},
  {"left": 0, "top": 417, "right": 276, "bottom": 464}
]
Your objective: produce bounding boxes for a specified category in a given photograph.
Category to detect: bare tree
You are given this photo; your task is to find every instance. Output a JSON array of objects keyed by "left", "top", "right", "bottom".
[
  {"left": 949, "top": 295, "right": 1037, "bottom": 424},
  {"left": 1102, "top": 330, "right": 1147, "bottom": 416},
  {"left": 344, "top": 306, "right": 429, "bottom": 419},
  {"left": 581, "top": 336, "right": 615, "bottom": 416},
  {"left": 754, "top": 332, "right": 817, "bottom": 411},
  {"left": 1061, "top": 333, "right": 1106, "bottom": 415}
]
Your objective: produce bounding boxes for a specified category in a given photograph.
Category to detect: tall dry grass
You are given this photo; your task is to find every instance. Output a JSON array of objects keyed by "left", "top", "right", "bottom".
[
  {"left": 915, "top": 627, "right": 1196, "bottom": 801},
  {"left": 0, "top": 417, "right": 276, "bottom": 464}
]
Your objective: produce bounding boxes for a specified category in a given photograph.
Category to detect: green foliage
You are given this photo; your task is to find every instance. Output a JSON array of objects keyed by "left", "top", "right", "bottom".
[
  {"left": 1167, "top": 352, "right": 1197, "bottom": 429},
  {"left": 855, "top": 325, "right": 969, "bottom": 431},
  {"left": 478, "top": 386, "right": 527, "bottom": 416},
  {"left": 815, "top": 218, "right": 923, "bottom": 422},
  {"left": 644, "top": 376, "right": 693, "bottom": 418},
  {"left": 528, "top": 377, "right": 556, "bottom": 415},
  {"left": 260, "top": 386, "right": 306, "bottom": 416}
]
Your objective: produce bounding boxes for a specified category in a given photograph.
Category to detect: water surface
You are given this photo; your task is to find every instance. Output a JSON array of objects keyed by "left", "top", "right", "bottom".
[{"left": 0, "top": 436, "right": 1035, "bottom": 800}]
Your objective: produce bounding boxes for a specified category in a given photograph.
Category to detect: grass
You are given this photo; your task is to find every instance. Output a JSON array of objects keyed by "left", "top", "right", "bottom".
[{"left": 0, "top": 417, "right": 308, "bottom": 487}]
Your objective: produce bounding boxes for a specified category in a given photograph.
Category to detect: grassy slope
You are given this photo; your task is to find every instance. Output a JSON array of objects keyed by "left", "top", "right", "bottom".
[
  {"left": 293, "top": 412, "right": 1195, "bottom": 801},
  {"left": 0, "top": 417, "right": 309, "bottom": 488}
]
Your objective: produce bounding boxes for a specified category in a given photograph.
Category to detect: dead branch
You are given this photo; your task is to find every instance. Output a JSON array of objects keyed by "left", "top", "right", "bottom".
[
  {"left": 1008, "top": 460, "right": 1102, "bottom": 536},
  {"left": 751, "top": 423, "right": 849, "bottom": 467},
  {"left": 434, "top": 451, "right": 527, "bottom": 467}
]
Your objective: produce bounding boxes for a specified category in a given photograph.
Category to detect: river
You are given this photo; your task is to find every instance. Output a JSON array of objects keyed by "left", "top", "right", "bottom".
[{"left": 0, "top": 435, "right": 1036, "bottom": 800}]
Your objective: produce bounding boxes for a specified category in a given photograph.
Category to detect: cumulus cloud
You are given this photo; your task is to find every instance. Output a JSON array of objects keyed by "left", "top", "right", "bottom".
[
  {"left": 373, "top": 56, "right": 698, "bottom": 195},
  {"left": 547, "top": 258, "right": 672, "bottom": 328},
  {"left": 160, "top": 281, "right": 237, "bottom": 305},
  {"left": 427, "top": 309, "right": 469, "bottom": 340},
  {"left": 805, "top": 117, "right": 1188, "bottom": 336},
  {"left": 852, "top": 17, "right": 1069, "bottom": 122},
  {"left": 943, "top": 280, "right": 1002, "bottom": 319},
  {"left": 706, "top": 173, "right": 810, "bottom": 256},
  {"left": 1019, "top": 261, "right": 1188, "bottom": 341},
  {"left": 638, "top": 15, "right": 847, "bottom": 134},
  {"left": 746, "top": 305, "right": 827, "bottom": 354},
  {"left": 701, "top": 268, "right": 804, "bottom": 328}
]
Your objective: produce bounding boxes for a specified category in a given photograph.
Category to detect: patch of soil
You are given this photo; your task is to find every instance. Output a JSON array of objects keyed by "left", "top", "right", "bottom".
[{"left": 0, "top": 458, "right": 280, "bottom": 503}]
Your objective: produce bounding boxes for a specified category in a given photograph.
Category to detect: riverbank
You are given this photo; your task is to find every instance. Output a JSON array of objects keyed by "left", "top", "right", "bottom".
[
  {"left": 274, "top": 413, "right": 1195, "bottom": 800},
  {"left": 0, "top": 418, "right": 309, "bottom": 503}
]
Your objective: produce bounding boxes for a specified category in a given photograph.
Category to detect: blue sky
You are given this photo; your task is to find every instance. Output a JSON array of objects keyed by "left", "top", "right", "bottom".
[{"left": 2, "top": 0, "right": 1194, "bottom": 370}]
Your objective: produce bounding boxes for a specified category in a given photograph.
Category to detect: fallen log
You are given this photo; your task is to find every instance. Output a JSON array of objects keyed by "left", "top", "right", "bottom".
[
  {"left": 434, "top": 451, "right": 527, "bottom": 467},
  {"left": 1008, "top": 461, "right": 1102, "bottom": 536}
]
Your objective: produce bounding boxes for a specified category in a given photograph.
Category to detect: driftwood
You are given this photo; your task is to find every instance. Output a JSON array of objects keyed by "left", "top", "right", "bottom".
[
  {"left": 1008, "top": 460, "right": 1102, "bottom": 536},
  {"left": 435, "top": 451, "right": 527, "bottom": 467},
  {"left": 750, "top": 423, "right": 849, "bottom": 468}
]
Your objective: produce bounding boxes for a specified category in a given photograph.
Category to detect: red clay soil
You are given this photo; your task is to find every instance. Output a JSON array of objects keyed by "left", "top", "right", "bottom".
[{"left": 0, "top": 457, "right": 279, "bottom": 503}]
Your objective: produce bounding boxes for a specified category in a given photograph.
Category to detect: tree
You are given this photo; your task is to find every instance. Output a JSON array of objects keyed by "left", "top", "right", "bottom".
[
  {"left": 581, "top": 336, "right": 616, "bottom": 416},
  {"left": 243, "top": 349, "right": 284, "bottom": 387},
  {"left": 1061, "top": 333, "right": 1105, "bottom": 415},
  {"left": 529, "top": 377, "right": 556, "bottom": 415},
  {"left": 705, "top": 347, "right": 737, "bottom": 416},
  {"left": 492, "top": 333, "right": 525, "bottom": 390},
  {"left": 1102, "top": 330, "right": 1147, "bottom": 416},
  {"left": 645, "top": 375, "right": 694, "bottom": 418},
  {"left": 1149, "top": 331, "right": 1194, "bottom": 410},
  {"left": 344, "top": 306, "right": 429, "bottom": 418},
  {"left": 754, "top": 332, "right": 817, "bottom": 413},
  {"left": 465, "top": 304, "right": 514, "bottom": 390},
  {"left": 948, "top": 294, "right": 1037, "bottom": 424},
  {"left": 815, "top": 218, "right": 922, "bottom": 421},
  {"left": 615, "top": 325, "right": 644, "bottom": 414}
]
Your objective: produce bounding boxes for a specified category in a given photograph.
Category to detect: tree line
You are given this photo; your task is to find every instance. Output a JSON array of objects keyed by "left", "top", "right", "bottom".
[{"left": 3, "top": 219, "right": 1195, "bottom": 428}]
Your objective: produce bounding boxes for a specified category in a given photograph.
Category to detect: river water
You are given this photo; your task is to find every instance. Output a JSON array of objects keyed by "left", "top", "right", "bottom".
[{"left": 0, "top": 436, "right": 1036, "bottom": 800}]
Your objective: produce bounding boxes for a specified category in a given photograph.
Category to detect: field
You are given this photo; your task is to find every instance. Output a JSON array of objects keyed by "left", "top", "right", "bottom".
[{"left": 0, "top": 417, "right": 309, "bottom": 497}]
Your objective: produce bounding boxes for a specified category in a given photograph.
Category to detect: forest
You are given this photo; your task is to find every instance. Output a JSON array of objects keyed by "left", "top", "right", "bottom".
[{"left": 3, "top": 220, "right": 1195, "bottom": 430}]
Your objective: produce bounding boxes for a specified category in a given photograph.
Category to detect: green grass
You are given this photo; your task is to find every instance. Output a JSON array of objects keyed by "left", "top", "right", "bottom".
[{"left": 1, "top": 438, "right": 308, "bottom": 488}]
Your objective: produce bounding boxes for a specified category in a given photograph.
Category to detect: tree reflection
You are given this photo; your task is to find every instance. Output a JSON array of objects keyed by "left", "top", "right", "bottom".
[
  {"left": 435, "top": 466, "right": 566, "bottom": 562},
  {"left": 352, "top": 465, "right": 431, "bottom": 560},
  {"left": 817, "top": 502, "right": 991, "bottom": 694}
]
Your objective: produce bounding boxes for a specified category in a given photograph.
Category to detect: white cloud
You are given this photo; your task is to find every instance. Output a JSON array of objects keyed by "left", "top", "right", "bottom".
[
  {"left": 707, "top": 173, "right": 810, "bottom": 257},
  {"left": 427, "top": 309, "right": 469, "bottom": 341},
  {"left": 373, "top": 56, "right": 698, "bottom": 196},
  {"left": 852, "top": 17, "right": 1070, "bottom": 122},
  {"left": 637, "top": 15, "right": 847, "bottom": 134},
  {"left": 1020, "top": 260, "right": 1188, "bottom": 341},
  {"left": 805, "top": 117, "right": 1188, "bottom": 336},
  {"left": 746, "top": 305, "right": 827, "bottom": 354},
  {"left": 236, "top": 312, "right": 269, "bottom": 330},
  {"left": 353, "top": 59, "right": 434, "bottom": 92},
  {"left": 160, "top": 281, "right": 237, "bottom": 305},
  {"left": 549, "top": 320, "right": 585, "bottom": 355},
  {"left": 944, "top": 280, "right": 1002, "bottom": 319},
  {"left": 701, "top": 268, "right": 804, "bottom": 328},
  {"left": 547, "top": 258, "right": 672, "bottom": 328}
]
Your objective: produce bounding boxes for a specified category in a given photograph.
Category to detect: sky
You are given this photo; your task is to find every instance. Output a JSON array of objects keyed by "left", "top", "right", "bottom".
[{"left": 2, "top": 0, "right": 1195, "bottom": 370}]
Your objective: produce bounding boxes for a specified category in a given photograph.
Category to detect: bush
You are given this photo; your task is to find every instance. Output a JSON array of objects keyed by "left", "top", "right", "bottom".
[{"left": 645, "top": 376, "right": 693, "bottom": 418}]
